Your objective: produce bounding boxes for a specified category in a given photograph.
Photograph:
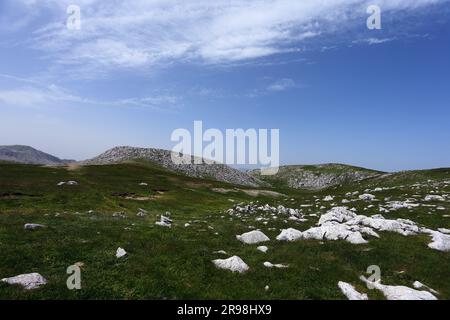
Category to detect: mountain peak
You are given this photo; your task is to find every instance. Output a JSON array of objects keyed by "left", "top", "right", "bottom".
[
  {"left": 82, "top": 146, "right": 263, "bottom": 187},
  {"left": 0, "top": 145, "right": 74, "bottom": 165}
]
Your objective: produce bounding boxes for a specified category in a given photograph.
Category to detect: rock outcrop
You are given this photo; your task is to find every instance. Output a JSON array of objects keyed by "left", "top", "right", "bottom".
[
  {"left": 81, "top": 146, "right": 263, "bottom": 187},
  {"left": 251, "top": 164, "right": 383, "bottom": 190}
]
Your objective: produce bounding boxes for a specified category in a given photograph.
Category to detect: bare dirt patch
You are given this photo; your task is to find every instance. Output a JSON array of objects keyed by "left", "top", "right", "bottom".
[
  {"left": 241, "top": 189, "right": 286, "bottom": 198},
  {"left": 112, "top": 192, "right": 163, "bottom": 201},
  {"left": 0, "top": 192, "right": 40, "bottom": 200},
  {"left": 211, "top": 188, "right": 286, "bottom": 198}
]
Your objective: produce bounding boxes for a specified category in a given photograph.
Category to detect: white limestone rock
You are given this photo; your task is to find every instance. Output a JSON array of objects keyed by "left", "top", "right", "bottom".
[
  {"left": 116, "top": 247, "right": 127, "bottom": 258},
  {"left": 302, "top": 224, "right": 368, "bottom": 244},
  {"left": 425, "top": 195, "right": 445, "bottom": 202},
  {"left": 236, "top": 230, "right": 270, "bottom": 244},
  {"left": 388, "top": 201, "right": 419, "bottom": 210},
  {"left": 318, "top": 207, "right": 357, "bottom": 225},
  {"left": 156, "top": 215, "right": 172, "bottom": 228},
  {"left": 347, "top": 216, "right": 420, "bottom": 236},
  {"left": 213, "top": 250, "right": 228, "bottom": 255},
  {"left": 423, "top": 230, "right": 450, "bottom": 252},
  {"left": 263, "top": 261, "right": 288, "bottom": 269},
  {"left": 1, "top": 273, "right": 47, "bottom": 290},
  {"left": 360, "top": 276, "right": 437, "bottom": 300},
  {"left": 24, "top": 223, "right": 45, "bottom": 230},
  {"left": 136, "top": 210, "right": 147, "bottom": 217},
  {"left": 338, "top": 281, "right": 368, "bottom": 300},
  {"left": 257, "top": 246, "right": 268, "bottom": 253},
  {"left": 212, "top": 256, "right": 249, "bottom": 273},
  {"left": 276, "top": 228, "right": 303, "bottom": 241},
  {"left": 438, "top": 228, "right": 450, "bottom": 234},
  {"left": 359, "top": 194, "right": 376, "bottom": 201}
]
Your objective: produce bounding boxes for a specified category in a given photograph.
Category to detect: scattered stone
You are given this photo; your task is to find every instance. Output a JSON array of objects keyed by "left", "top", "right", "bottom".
[
  {"left": 338, "top": 281, "right": 368, "bottom": 300},
  {"left": 57, "top": 181, "right": 78, "bottom": 186},
  {"left": 1, "top": 273, "right": 47, "bottom": 290},
  {"left": 257, "top": 246, "right": 268, "bottom": 253},
  {"left": 387, "top": 201, "right": 419, "bottom": 210},
  {"left": 302, "top": 224, "right": 368, "bottom": 244},
  {"left": 359, "top": 194, "right": 375, "bottom": 201},
  {"left": 276, "top": 228, "right": 303, "bottom": 241},
  {"left": 323, "top": 195, "right": 334, "bottom": 202},
  {"left": 213, "top": 250, "right": 228, "bottom": 255},
  {"left": 116, "top": 247, "right": 127, "bottom": 258},
  {"left": 136, "top": 209, "right": 147, "bottom": 217},
  {"left": 425, "top": 195, "right": 445, "bottom": 202},
  {"left": 348, "top": 216, "right": 420, "bottom": 236},
  {"left": 263, "top": 261, "right": 288, "bottom": 269},
  {"left": 112, "top": 212, "right": 126, "bottom": 219},
  {"left": 24, "top": 223, "right": 45, "bottom": 230},
  {"left": 318, "top": 207, "right": 356, "bottom": 225},
  {"left": 422, "top": 230, "right": 450, "bottom": 252},
  {"left": 236, "top": 230, "right": 270, "bottom": 244},
  {"left": 212, "top": 256, "right": 249, "bottom": 273},
  {"left": 156, "top": 215, "right": 172, "bottom": 228}
]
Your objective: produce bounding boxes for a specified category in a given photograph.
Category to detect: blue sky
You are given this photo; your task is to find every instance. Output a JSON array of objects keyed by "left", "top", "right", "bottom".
[{"left": 0, "top": 0, "right": 449, "bottom": 171}]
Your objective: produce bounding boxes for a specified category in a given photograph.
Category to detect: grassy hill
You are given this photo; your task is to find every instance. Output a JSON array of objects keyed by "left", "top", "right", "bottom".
[
  {"left": 0, "top": 161, "right": 449, "bottom": 299},
  {"left": 251, "top": 163, "right": 384, "bottom": 190}
]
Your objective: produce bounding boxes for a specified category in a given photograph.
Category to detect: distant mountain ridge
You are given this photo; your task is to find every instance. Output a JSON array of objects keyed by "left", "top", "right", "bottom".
[
  {"left": 3, "top": 145, "right": 446, "bottom": 191},
  {"left": 0, "top": 145, "right": 74, "bottom": 165}
]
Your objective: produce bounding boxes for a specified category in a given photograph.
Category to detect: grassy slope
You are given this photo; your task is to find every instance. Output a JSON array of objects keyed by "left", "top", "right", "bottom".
[{"left": 0, "top": 162, "right": 449, "bottom": 299}]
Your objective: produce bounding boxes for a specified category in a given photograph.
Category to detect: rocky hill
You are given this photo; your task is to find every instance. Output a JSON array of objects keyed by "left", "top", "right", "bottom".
[
  {"left": 0, "top": 145, "right": 74, "bottom": 165},
  {"left": 80, "top": 146, "right": 263, "bottom": 187},
  {"left": 250, "top": 163, "right": 384, "bottom": 190}
]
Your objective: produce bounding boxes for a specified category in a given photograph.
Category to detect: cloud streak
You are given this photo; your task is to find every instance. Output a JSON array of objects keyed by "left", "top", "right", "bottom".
[
  {"left": 267, "top": 78, "right": 297, "bottom": 92},
  {"left": 3, "top": 0, "right": 448, "bottom": 77},
  {"left": 0, "top": 74, "right": 181, "bottom": 112}
]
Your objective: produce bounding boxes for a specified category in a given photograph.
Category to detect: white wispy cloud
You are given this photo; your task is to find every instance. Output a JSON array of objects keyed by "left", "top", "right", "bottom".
[
  {"left": 0, "top": 74, "right": 181, "bottom": 111},
  {"left": 353, "top": 37, "right": 396, "bottom": 45},
  {"left": 115, "top": 95, "right": 181, "bottom": 112},
  {"left": 0, "top": 85, "right": 86, "bottom": 108},
  {"left": 267, "top": 78, "right": 297, "bottom": 92},
  {"left": 5, "top": 0, "right": 449, "bottom": 76}
]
